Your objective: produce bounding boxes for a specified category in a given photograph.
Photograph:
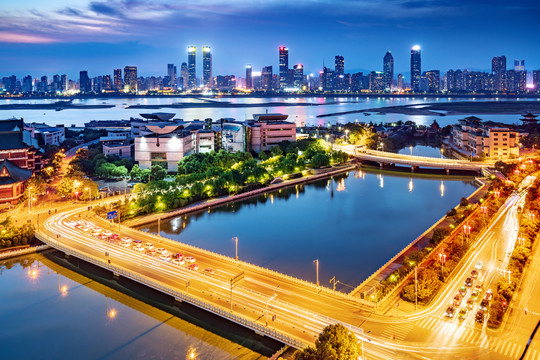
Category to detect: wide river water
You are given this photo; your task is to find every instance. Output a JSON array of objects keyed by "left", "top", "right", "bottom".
[{"left": 0, "top": 96, "right": 488, "bottom": 358}]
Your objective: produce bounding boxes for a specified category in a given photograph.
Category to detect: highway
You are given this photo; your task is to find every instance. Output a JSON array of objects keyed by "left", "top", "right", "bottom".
[{"left": 38, "top": 175, "right": 540, "bottom": 359}]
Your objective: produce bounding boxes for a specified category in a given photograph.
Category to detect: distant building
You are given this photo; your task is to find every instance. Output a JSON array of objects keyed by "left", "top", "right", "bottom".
[
  {"left": 335, "top": 55, "right": 344, "bottom": 75},
  {"left": 279, "top": 46, "right": 289, "bottom": 89},
  {"left": 369, "top": 71, "right": 384, "bottom": 92},
  {"left": 79, "top": 71, "right": 91, "bottom": 93},
  {"left": 533, "top": 70, "right": 540, "bottom": 93},
  {"left": 410, "top": 45, "right": 421, "bottom": 92},
  {"left": 167, "top": 64, "right": 177, "bottom": 88},
  {"left": 213, "top": 119, "right": 245, "bottom": 153},
  {"left": 319, "top": 67, "right": 335, "bottom": 91},
  {"left": 492, "top": 56, "right": 506, "bottom": 92},
  {"left": 180, "top": 62, "right": 188, "bottom": 90},
  {"left": 113, "top": 69, "right": 123, "bottom": 91},
  {"left": 188, "top": 46, "right": 197, "bottom": 89},
  {"left": 245, "top": 65, "right": 252, "bottom": 90},
  {"left": 261, "top": 66, "right": 273, "bottom": 91},
  {"left": 383, "top": 51, "right": 394, "bottom": 91},
  {"left": 293, "top": 64, "right": 304, "bottom": 89},
  {"left": 425, "top": 70, "right": 440, "bottom": 93},
  {"left": 203, "top": 46, "right": 212, "bottom": 88},
  {"left": 245, "top": 113, "right": 296, "bottom": 152},
  {"left": 124, "top": 66, "right": 137, "bottom": 93},
  {"left": 24, "top": 123, "right": 65, "bottom": 146},
  {"left": 397, "top": 74, "right": 404, "bottom": 90}
]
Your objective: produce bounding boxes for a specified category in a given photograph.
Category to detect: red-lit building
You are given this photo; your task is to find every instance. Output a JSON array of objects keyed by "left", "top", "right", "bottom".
[{"left": 0, "top": 119, "right": 42, "bottom": 204}]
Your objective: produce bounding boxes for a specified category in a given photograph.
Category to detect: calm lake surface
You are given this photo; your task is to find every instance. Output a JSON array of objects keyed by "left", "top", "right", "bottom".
[
  {"left": 142, "top": 167, "right": 478, "bottom": 288},
  {"left": 0, "top": 96, "right": 536, "bottom": 128}
]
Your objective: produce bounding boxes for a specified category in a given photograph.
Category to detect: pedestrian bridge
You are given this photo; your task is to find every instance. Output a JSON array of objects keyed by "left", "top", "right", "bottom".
[{"left": 339, "top": 146, "right": 490, "bottom": 174}]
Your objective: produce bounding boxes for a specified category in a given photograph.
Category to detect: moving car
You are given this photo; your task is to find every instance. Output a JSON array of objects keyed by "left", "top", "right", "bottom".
[
  {"left": 465, "top": 277, "right": 473, "bottom": 287},
  {"left": 453, "top": 294, "right": 463, "bottom": 307},
  {"left": 134, "top": 246, "right": 145, "bottom": 252},
  {"left": 458, "top": 308, "right": 468, "bottom": 320},
  {"left": 470, "top": 290, "right": 479, "bottom": 302},
  {"left": 144, "top": 242, "right": 153, "bottom": 250},
  {"left": 475, "top": 261, "right": 483, "bottom": 270},
  {"left": 156, "top": 248, "right": 167, "bottom": 255},
  {"left": 445, "top": 306, "right": 456, "bottom": 318},
  {"left": 458, "top": 286, "right": 468, "bottom": 296},
  {"left": 184, "top": 256, "right": 196, "bottom": 263},
  {"left": 159, "top": 254, "right": 171, "bottom": 262},
  {"left": 475, "top": 310, "right": 485, "bottom": 323},
  {"left": 188, "top": 264, "right": 199, "bottom": 271},
  {"left": 466, "top": 298, "right": 475, "bottom": 309},
  {"left": 172, "top": 258, "right": 185, "bottom": 266},
  {"left": 174, "top": 253, "right": 183, "bottom": 260},
  {"left": 146, "top": 249, "right": 156, "bottom": 256},
  {"left": 479, "top": 299, "right": 490, "bottom": 311},
  {"left": 204, "top": 268, "right": 216, "bottom": 275},
  {"left": 484, "top": 289, "right": 493, "bottom": 301},
  {"left": 470, "top": 269, "right": 479, "bottom": 279}
]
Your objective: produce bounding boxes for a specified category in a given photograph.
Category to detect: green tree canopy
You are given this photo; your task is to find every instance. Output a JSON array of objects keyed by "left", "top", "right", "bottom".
[{"left": 294, "top": 324, "right": 361, "bottom": 360}]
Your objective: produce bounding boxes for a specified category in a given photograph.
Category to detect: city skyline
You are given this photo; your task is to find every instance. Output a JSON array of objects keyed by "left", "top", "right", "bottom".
[{"left": 1, "top": 0, "right": 539, "bottom": 78}]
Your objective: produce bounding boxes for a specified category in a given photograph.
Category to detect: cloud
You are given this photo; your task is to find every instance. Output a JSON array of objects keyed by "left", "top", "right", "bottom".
[
  {"left": 89, "top": 1, "right": 124, "bottom": 17},
  {"left": 0, "top": 31, "right": 58, "bottom": 44}
]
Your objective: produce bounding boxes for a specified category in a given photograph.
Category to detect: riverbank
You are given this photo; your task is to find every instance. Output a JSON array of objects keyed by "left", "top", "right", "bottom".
[
  {"left": 318, "top": 100, "right": 540, "bottom": 118},
  {"left": 0, "top": 244, "right": 50, "bottom": 260},
  {"left": 123, "top": 163, "right": 357, "bottom": 227}
]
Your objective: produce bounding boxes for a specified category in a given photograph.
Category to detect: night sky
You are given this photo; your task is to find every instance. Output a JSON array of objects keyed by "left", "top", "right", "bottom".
[{"left": 1, "top": 0, "right": 539, "bottom": 79}]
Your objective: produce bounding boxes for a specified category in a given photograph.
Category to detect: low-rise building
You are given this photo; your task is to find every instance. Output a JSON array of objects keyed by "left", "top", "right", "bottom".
[
  {"left": 245, "top": 113, "right": 296, "bottom": 152},
  {"left": 24, "top": 122, "right": 65, "bottom": 146}
]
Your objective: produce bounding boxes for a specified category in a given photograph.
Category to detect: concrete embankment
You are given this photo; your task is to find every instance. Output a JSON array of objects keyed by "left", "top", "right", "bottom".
[
  {"left": 0, "top": 244, "right": 50, "bottom": 260},
  {"left": 124, "top": 164, "right": 357, "bottom": 228}
]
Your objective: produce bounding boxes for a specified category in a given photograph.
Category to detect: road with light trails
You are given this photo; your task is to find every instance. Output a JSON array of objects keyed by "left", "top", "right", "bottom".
[{"left": 39, "top": 175, "right": 539, "bottom": 359}]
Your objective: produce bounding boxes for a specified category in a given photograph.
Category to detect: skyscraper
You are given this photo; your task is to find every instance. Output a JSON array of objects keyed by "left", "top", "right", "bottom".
[
  {"left": 79, "top": 71, "right": 91, "bottom": 93},
  {"left": 180, "top": 62, "right": 188, "bottom": 89},
  {"left": 293, "top": 64, "right": 304, "bottom": 89},
  {"left": 113, "top": 69, "right": 123, "bottom": 91},
  {"left": 246, "top": 65, "right": 252, "bottom": 89},
  {"left": 383, "top": 51, "right": 394, "bottom": 91},
  {"left": 203, "top": 46, "right": 212, "bottom": 88},
  {"left": 279, "top": 46, "right": 289, "bottom": 89},
  {"left": 491, "top": 56, "right": 506, "bottom": 92},
  {"left": 397, "top": 74, "right": 404, "bottom": 90},
  {"left": 533, "top": 70, "right": 540, "bottom": 93},
  {"left": 425, "top": 70, "right": 440, "bottom": 93},
  {"left": 167, "top": 64, "right": 177, "bottom": 88},
  {"left": 61, "top": 74, "right": 68, "bottom": 92},
  {"left": 262, "top": 66, "right": 273, "bottom": 91},
  {"left": 124, "top": 66, "right": 137, "bottom": 93},
  {"left": 335, "top": 56, "right": 344, "bottom": 75},
  {"left": 188, "top": 46, "right": 196, "bottom": 89},
  {"left": 410, "top": 45, "right": 421, "bottom": 92}
]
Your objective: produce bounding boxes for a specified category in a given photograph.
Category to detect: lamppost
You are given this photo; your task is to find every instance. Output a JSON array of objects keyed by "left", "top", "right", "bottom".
[
  {"left": 462, "top": 223, "right": 471, "bottom": 244},
  {"left": 314, "top": 259, "right": 319, "bottom": 287},
  {"left": 232, "top": 236, "right": 238, "bottom": 265},
  {"left": 440, "top": 148, "right": 444, "bottom": 159},
  {"left": 345, "top": 129, "right": 349, "bottom": 144},
  {"left": 409, "top": 145, "right": 413, "bottom": 156},
  {"left": 500, "top": 269, "right": 512, "bottom": 284},
  {"left": 265, "top": 289, "right": 278, "bottom": 326},
  {"left": 438, "top": 252, "right": 447, "bottom": 281}
]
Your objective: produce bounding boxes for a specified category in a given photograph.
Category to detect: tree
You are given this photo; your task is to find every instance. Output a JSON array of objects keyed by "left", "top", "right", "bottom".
[
  {"left": 26, "top": 177, "right": 46, "bottom": 196},
  {"left": 57, "top": 178, "right": 75, "bottom": 198},
  {"left": 130, "top": 164, "right": 143, "bottom": 181},
  {"left": 150, "top": 165, "right": 167, "bottom": 181},
  {"left": 51, "top": 151, "right": 66, "bottom": 170},
  {"left": 311, "top": 153, "right": 330, "bottom": 168},
  {"left": 294, "top": 324, "right": 361, "bottom": 360}
]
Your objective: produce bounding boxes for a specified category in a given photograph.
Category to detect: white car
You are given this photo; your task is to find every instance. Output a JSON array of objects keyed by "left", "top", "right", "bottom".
[
  {"left": 144, "top": 242, "right": 153, "bottom": 250},
  {"left": 475, "top": 261, "right": 483, "bottom": 270},
  {"left": 134, "top": 246, "right": 145, "bottom": 252},
  {"left": 156, "top": 248, "right": 167, "bottom": 255},
  {"left": 172, "top": 258, "right": 185, "bottom": 266},
  {"left": 159, "top": 255, "right": 171, "bottom": 262},
  {"left": 184, "top": 256, "right": 196, "bottom": 263}
]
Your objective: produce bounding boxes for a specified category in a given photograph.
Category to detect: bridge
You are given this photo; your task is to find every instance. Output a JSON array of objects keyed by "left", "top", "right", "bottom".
[{"left": 337, "top": 145, "right": 491, "bottom": 174}]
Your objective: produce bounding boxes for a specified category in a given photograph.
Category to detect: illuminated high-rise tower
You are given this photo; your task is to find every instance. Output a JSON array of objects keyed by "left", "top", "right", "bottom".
[
  {"left": 187, "top": 46, "right": 196, "bottom": 89},
  {"left": 335, "top": 56, "right": 344, "bottom": 75},
  {"left": 383, "top": 51, "right": 394, "bottom": 90},
  {"left": 279, "top": 46, "right": 289, "bottom": 89},
  {"left": 124, "top": 66, "right": 137, "bottom": 93},
  {"left": 491, "top": 56, "right": 506, "bottom": 92},
  {"left": 410, "top": 45, "right": 421, "bottom": 92},
  {"left": 246, "top": 64, "right": 252, "bottom": 89},
  {"left": 203, "top": 46, "right": 212, "bottom": 88},
  {"left": 113, "top": 69, "right": 123, "bottom": 91}
]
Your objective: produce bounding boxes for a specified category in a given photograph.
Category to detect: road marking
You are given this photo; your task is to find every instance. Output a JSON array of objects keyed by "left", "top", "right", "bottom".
[
  {"left": 513, "top": 344, "right": 522, "bottom": 359},
  {"left": 494, "top": 340, "right": 504, "bottom": 353},
  {"left": 503, "top": 341, "right": 512, "bottom": 356}
]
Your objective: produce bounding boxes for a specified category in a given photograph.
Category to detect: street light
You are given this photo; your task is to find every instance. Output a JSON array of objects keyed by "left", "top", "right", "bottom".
[
  {"left": 414, "top": 266, "right": 424, "bottom": 310},
  {"left": 265, "top": 288, "right": 278, "bottom": 326},
  {"left": 440, "top": 148, "right": 444, "bottom": 159},
  {"left": 438, "top": 252, "right": 447, "bottom": 281},
  {"left": 314, "top": 259, "right": 319, "bottom": 287},
  {"left": 232, "top": 236, "right": 238, "bottom": 264}
]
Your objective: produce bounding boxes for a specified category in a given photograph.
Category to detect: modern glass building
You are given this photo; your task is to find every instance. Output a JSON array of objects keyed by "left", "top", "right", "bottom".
[
  {"left": 383, "top": 51, "right": 394, "bottom": 91},
  {"left": 410, "top": 45, "right": 421, "bottom": 92},
  {"left": 279, "top": 46, "right": 289, "bottom": 89},
  {"left": 188, "top": 46, "right": 196, "bottom": 89},
  {"left": 203, "top": 46, "right": 212, "bottom": 88}
]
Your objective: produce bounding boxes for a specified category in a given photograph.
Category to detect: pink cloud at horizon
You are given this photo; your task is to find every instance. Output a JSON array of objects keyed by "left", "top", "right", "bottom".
[{"left": 0, "top": 32, "right": 58, "bottom": 44}]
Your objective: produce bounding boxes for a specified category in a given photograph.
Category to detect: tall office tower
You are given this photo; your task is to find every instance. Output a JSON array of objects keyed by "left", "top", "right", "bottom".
[
  {"left": 514, "top": 59, "right": 526, "bottom": 93},
  {"left": 397, "top": 74, "right": 404, "bottom": 90},
  {"left": 180, "top": 62, "right": 188, "bottom": 89},
  {"left": 514, "top": 60, "right": 525, "bottom": 71},
  {"left": 533, "top": 70, "right": 540, "bottom": 93},
  {"left": 454, "top": 69, "right": 464, "bottom": 91},
  {"left": 61, "top": 74, "right": 68, "bottom": 92},
  {"left": 335, "top": 55, "right": 344, "bottom": 75},
  {"left": 410, "top": 45, "right": 421, "bottom": 92},
  {"left": 187, "top": 46, "right": 196, "bottom": 89},
  {"left": 167, "top": 64, "right": 177, "bottom": 87},
  {"left": 39, "top": 76, "right": 48, "bottom": 93},
  {"left": 113, "top": 69, "right": 123, "bottom": 90},
  {"left": 246, "top": 64, "right": 253, "bottom": 89},
  {"left": 202, "top": 46, "right": 212, "bottom": 88},
  {"left": 293, "top": 64, "right": 304, "bottom": 88},
  {"left": 261, "top": 66, "right": 273, "bottom": 91},
  {"left": 319, "top": 67, "right": 335, "bottom": 91},
  {"left": 491, "top": 56, "right": 506, "bottom": 92},
  {"left": 123, "top": 66, "right": 138, "bottom": 93},
  {"left": 103, "top": 75, "right": 112, "bottom": 90},
  {"left": 52, "top": 74, "right": 60, "bottom": 92},
  {"left": 79, "top": 71, "right": 91, "bottom": 93},
  {"left": 425, "top": 70, "right": 440, "bottom": 93},
  {"left": 383, "top": 51, "right": 394, "bottom": 90},
  {"left": 446, "top": 70, "right": 455, "bottom": 91},
  {"left": 504, "top": 70, "right": 516, "bottom": 92},
  {"left": 279, "top": 46, "right": 289, "bottom": 89},
  {"left": 22, "top": 76, "right": 32, "bottom": 93}
]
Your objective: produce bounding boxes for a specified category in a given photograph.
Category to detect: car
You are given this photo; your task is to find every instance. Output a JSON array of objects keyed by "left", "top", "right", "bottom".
[
  {"left": 453, "top": 294, "right": 463, "bottom": 307},
  {"left": 484, "top": 289, "right": 493, "bottom": 301},
  {"left": 445, "top": 306, "right": 456, "bottom": 318},
  {"left": 172, "top": 258, "right": 185, "bottom": 266},
  {"left": 458, "top": 308, "right": 468, "bottom": 320},
  {"left": 120, "top": 241, "right": 130, "bottom": 248},
  {"left": 184, "top": 256, "right": 196, "bottom": 263},
  {"left": 204, "top": 268, "right": 216, "bottom": 275},
  {"left": 470, "top": 269, "right": 479, "bottom": 279},
  {"left": 475, "top": 261, "right": 483, "bottom": 270},
  {"left": 134, "top": 246, "right": 145, "bottom": 252},
  {"left": 188, "top": 263, "right": 199, "bottom": 271},
  {"left": 479, "top": 299, "right": 490, "bottom": 311},
  {"left": 474, "top": 283, "right": 483, "bottom": 293},
  {"left": 458, "top": 286, "right": 468, "bottom": 296},
  {"left": 475, "top": 310, "right": 485, "bottom": 323},
  {"left": 133, "top": 240, "right": 143, "bottom": 246},
  {"left": 159, "top": 255, "right": 171, "bottom": 262},
  {"left": 466, "top": 298, "right": 475, "bottom": 309},
  {"left": 146, "top": 249, "right": 157, "bottom": 256},
  {"left": 103, "top": 231, "right": 112, "bottom": 237},
  {"left": 121, "top": 237, "right": 131, "bottom": 242},
  {"left": 156, "top": 248, "right": 167, "bottom": 255},
  {"left": 144, "top": 242, "right": 153, "bottom": 250},
  {"left": 110, "top": 233, "right": 120, "bottom": 239},
  {"left": 173, "top": 253, "right": 183, "bottom": 259},
  {"left": 465, "top": 277, "right": 473, "bottom": 287},
  {"left": 470, "top": 290, "right": 479, "bottom": 302}
]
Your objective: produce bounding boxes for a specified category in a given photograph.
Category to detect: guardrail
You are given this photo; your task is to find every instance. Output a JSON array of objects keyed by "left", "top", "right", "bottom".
[
  {"left": 101, "top": 216, "right": 373, "bottom": 307},
  {"left": 36, "top": 231, "right": 307, "bottom": 349}
]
